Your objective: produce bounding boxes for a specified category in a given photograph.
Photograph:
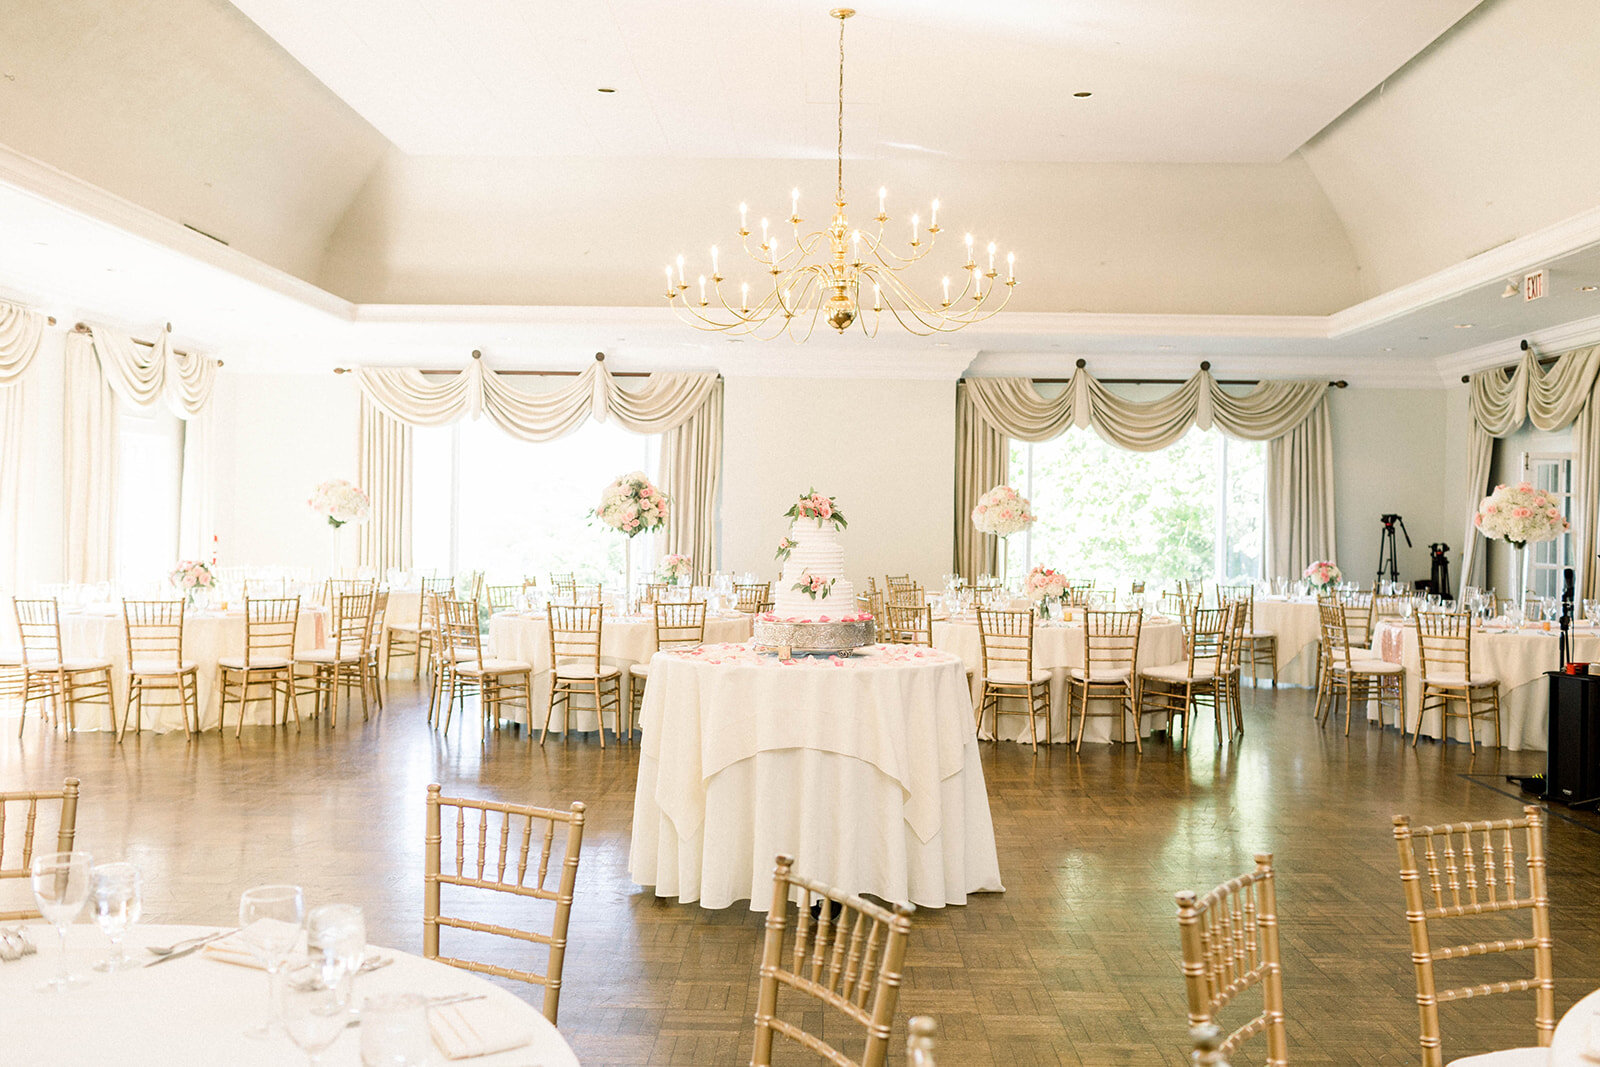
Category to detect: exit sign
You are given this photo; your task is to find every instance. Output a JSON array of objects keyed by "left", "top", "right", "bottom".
[{"left": 1525, "top": 269, "right": 1547, "bottom": 301}]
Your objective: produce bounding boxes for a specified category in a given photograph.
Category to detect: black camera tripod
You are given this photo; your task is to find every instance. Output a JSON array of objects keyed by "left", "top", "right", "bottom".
[{"left": 1377, "top": 514, "right": 1411, "bottom": 588}]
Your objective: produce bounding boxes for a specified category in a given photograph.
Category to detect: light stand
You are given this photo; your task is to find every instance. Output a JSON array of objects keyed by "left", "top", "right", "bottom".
[{"left": 1376, "top": 514, "right": 1412, "bottom": 588}]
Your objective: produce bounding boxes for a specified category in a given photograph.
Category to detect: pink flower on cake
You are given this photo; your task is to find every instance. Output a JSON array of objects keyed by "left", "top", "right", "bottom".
[{"left": 786, "top": 488, "right": 848, "bottom": 529}]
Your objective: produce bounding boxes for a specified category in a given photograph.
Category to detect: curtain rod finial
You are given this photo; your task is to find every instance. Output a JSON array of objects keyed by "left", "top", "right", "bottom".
[
  {"left": 595, "top": 352, "right": 606, "bottom": 362},
  {"left": 333, "top": 367, "right": 349, "bottom": 375},
  {"left": 1521, "top": 339, "right": 1531, "bottom": 351},
  {"left": 471, "top": 349, "right": 481, "bottom": 359},
  {"left": 1330, "top": 380, "right": 1347, "bottom": 388},
  {"left": 1200, "top": 360, "right": 1211, "bottom": 372},
  {"left": 74, "top": 321, "right": 88, "bottom": 332},
  {"left": 1462, "top": 374, "right": 1470, "bottom": 383},
  {"left": 46, "top": 315, "right": 55, "bottom": 326},
  {"left": 1074, "top": 358, "right": 1086, "bottom": 369},
  {"left": 165, "top": 322, "right": 172, "bottom": 333}
]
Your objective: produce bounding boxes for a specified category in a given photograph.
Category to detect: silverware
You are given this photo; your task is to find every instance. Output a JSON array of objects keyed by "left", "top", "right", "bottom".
[
  {"left": 344, "top": 992, "right": 487, "bottom": 1028},
  {"left": 144, "top": 930, "right": 232, "bottom": 967},
  {"left": 289, "top": 953, "right": 394, "bottom": 991},
  {"left": 146, "top": 928, "right": 235, "bottom": 958}
]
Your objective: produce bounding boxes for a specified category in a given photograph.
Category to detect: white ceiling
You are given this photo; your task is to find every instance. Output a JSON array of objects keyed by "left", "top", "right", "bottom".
[{"left": 225, "top": 0, "right": 1482, "bottom": 163}]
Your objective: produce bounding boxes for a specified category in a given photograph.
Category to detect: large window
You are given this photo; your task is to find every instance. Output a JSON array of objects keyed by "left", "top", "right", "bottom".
[
  {"left": 1524, "top": 452, "right": 1574, "bottom": 598},
  {"left": 1008, "top": 427, "right": 1265, "bottom": 589},
  {"left": 413, "top": 418, "right": 659, "bottom": 584},
  {"left": 115, "top": 405, "right": 183, "bottom": 586}
]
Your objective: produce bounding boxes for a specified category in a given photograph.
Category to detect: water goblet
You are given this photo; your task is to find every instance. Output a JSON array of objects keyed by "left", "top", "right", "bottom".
[
  {"left": 360, "top": 993, "right": 431, "bottom": 1066},
  {"left": 1585, "top": 599, "right": 1600, "bottom": 626},
  {"left": 306, "top": 903, "right": 365, "bottom": 999},
  {"left": 282, "top": 981, "right": 352, "bottom": 1064},
  {"left": 89, "top": 862, "right": 142, "bottom": 972},
  {"left": 239, "top": 884, "right": 305, "bottom": 1038},
  {"left": 31, "top": 850, "right": 93, "bottom": 991}
]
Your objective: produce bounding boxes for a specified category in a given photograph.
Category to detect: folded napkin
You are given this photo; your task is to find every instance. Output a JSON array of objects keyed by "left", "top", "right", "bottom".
[
  {"left": 202, "top": 918, "right": 302, "bottom": 969},
  {"left": 430, "top": 999, "right": 533, "bottom": 1060}
]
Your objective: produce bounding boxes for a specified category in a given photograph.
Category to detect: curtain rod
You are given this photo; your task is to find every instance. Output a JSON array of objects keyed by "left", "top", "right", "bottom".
[
  {"left": 1459, "top": 339, "right": 1558, "bottom": 384},
  {"left": 963, "top": 359, "right": 1347, "bottom": 388},
  {"left": 332, "top": 350, "right": 680, "bottom": 380},
  {"left": 71, "top": 321, "right": 218, "bottom": 366}
]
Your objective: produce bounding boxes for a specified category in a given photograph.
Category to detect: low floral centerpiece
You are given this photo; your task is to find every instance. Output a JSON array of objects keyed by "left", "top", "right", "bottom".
[
  {"left": 1475, "top": 481, "right": 1571, "bottom": 599},
  {"left": 1025, "top": 565, "right": 1068, "bottom": 617},
  {"left": 169, "top": 560, "right": 215, "bottom": 605},
  {"left": 658, "top": 554, "right": 692, "bottom": 585},
  {"left": 1303, "top": 560, "right": 1342, "bottom": 594},
  {"left": 307, "top": 479, "right": 371, "bottom": 528}
]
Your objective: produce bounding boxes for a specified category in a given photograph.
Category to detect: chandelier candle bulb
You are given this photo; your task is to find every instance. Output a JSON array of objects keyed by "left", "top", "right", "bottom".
[
  {"left": 852, "top": 229, "right": 861, "bottom": 263},
  {"left": 965, "top": 232, "right": 975, "bottom": 267},
  {"left": 911, "top": 212, "right": 919, "bottom": 245},
  {"left": 878, "top": 186, "right": 886, "bottom": 216},
  {"left": 872, "top": 282, "right": 881, "bottom": 310},
  {"left": 760, "top": 218, "right": 768, "bottom": 246},
  {"left": 741, "top": 281, "right": 750, "bottom": 312},
  {"left": 738, "top": 203, "right": 748, "bottom": 233},
  {"left": 676, "top": 255, "right": 685, "bottom": 287},
  {"left": 1007, "top": 251, "right": 1015, "bottom": 283},
  {"left": 664, "top": 264, "right": 673, "bottom": 294},
  {"left": 697, "top": 275, "right": 706, "bottom": 304},
  {"left": 791, "top": 188, "right": 799, "bottom": 220},
  {"left": 942, "top": 276, "right": 951, "bottom": 305},
  {"left": 988, "top": 241, "right": 997, "bottom": 272},
  {"left": 931, "top": 199, "right": 940, "bottom": 229},
  {"left": 710, "top": 245, "right": 719, "bottom": 276}
]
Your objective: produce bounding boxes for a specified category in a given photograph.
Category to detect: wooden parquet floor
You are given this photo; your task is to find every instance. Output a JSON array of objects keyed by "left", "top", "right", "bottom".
[{"left": 3, "top": 681, "right": 1598, "bottom": 1065}]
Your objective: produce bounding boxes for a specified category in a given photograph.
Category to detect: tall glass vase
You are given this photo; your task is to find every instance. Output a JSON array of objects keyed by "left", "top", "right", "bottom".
[{"left": 1514, "top": 541, "right": 1529, "bottom": 616}]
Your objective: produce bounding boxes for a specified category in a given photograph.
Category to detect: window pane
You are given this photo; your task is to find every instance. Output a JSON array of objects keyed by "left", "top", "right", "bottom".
[{"left": 115, "top": 405, "right": 183, "bottom": 586}]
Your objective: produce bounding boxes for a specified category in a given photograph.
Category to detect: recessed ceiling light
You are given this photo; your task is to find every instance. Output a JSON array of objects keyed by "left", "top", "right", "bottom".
[
  {"left": 1383, "top": 347, "right": 1395, "bottom": 352},
  {"left": 1157, "top": 344, "right": 1175, "bottom": 350},
  {"left": 1418, "top": 336, "right": 1429, "bottom": 341},
  {"left": 597, "top": 87, "right": 616, "bottom": 93},
  {"left": 933, "top": 342, "right": 950, "bottom": 347},
  {"left": 1581, "top": 285, "right": 1598, "bottom": 292},
  {"left": 1454, "top": 323, "right": 1474, "bottom": 329},
  {"left": 1072, "top": 91, "right": 1092, "bottom": 98}
]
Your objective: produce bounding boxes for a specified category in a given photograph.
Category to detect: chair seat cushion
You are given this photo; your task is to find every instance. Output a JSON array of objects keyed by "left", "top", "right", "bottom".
[
  {"left": 1332, "top": 658, "right": 1403, "bottom": 676},
  {"left": 1140, "top": 662, "right": 1218, "bottom": 684},
  {"left": 454, "top": 658, "right": 532, "bottom": 677},
  {"left": 984, "top": 669, "right": 1052, "bottom": 686},
  {"left": 1068, "top": 666, "right": 1132, "bottom": 683},
  {"left": 25, "top": 659, "right": 112, "bottom": 673},
  {"left": 386, "top": 622, "right": 433, "bottom": 635},
  {"left": 628, "top": 662, "right": 650, "bottom": 678},
  {"left": 294, "top": 649, "right": 363, "bottom": 665},
  {"left": 130, "top": 660, "right": 198, "bottom": 675},
  {"left": 552, "top": 663, "right": 622, "bottom": 680},
  {"left": 1424, "top": 672, "right": 1499, "bottom": 688},
  {"left": 1243, "top": 630, "right": 1276, "bottom": 640},
  {"left": 218, "top": 656, "right": 291, "bottom": 671},
  {"left": 1446, "top": 1048, "right": 1550, "bottom": 1067}
]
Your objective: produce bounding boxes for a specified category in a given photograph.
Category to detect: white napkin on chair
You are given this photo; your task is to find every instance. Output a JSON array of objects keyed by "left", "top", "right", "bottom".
[{"left": 430, "top": 999, "right": 534, "bottom": 1060}]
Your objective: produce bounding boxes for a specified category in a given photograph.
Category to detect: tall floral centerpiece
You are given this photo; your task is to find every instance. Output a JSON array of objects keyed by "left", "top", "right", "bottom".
[
  {"left": 169, "top": 560, "right": 216, "bottom": 607},
  {"left": 1025, "top": 565, "right": 1068, "bottom": 619},
  {"left": 1303, "top": 560, "right": 1341, "bottom": 596},
  {"left": 308, "top": 479, "right": 371, "bottom": 577},
  {"left": 971, "top": 484, "right": 1036, "bottom": 585},
  {"left": 1474, "top": 482, "right": 1571, "bottom": 602},
  {"left": 658, "top": 554, "right": 692, "bottom": 587},
  {"left": 596, "top": 471, "right": 669, "bottom": 604}
]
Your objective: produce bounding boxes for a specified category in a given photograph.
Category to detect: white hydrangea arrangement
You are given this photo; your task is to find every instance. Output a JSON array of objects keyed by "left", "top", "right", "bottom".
[
  {"left": 971, "top": 485, "right": 1036, "bottom": 537},
  {"left": 1474, "top": 482, "right": 1570, "bottom": 546},
  {"left": 596, "top": 471, "right": 668, "bottom": 537},
  {"left": 307, "top": 479, "right": 371, "bottom": 528}
]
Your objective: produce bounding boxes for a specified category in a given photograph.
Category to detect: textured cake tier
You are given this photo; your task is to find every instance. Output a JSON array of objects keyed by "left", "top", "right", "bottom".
[
  {"left": 752, "top": 617, "right": 876, "bottom": 655},
  {"left": 772, "top": 519, "right": 855, "bottom": 618}
]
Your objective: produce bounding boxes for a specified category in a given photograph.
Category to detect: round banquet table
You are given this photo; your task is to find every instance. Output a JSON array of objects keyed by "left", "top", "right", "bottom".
[
  {"left": 1551, "top": 986, "right": 1600, "bottom": 1064},
  {"left": 487, "top": 610, "right": 754, "bottom": 733},
  {"left": 0, "top": 922, "right": 579, "bottom": 1066},
  {"left": 628, "top": 642, "right": 1004, "bottom": 910},
  {"left": 1248, "top": 597, "right": 1322, "bottom": 688},
  {"left": 57, "top": 607, "right": 329, "bottom": 733},
  {"left": 1372, "top": 619, "right": 1600, "bottom": 751},
  {"left": 931, "top": 613, "right": 1187, "bottom": 744}
]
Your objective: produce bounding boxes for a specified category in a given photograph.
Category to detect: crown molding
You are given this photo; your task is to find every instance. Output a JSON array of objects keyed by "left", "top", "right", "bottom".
[{"left": 1433, "top": 310, "right": 1600, "bottom": 379}]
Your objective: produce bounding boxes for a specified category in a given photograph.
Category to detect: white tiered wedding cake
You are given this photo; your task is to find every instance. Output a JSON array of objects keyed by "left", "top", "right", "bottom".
[{"left": 752, "top": 489, "right": 875, "bottom": 656}]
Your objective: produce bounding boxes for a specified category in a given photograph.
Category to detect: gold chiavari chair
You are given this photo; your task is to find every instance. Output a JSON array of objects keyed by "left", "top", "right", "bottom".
[
  {"left": 435, "top": 598, "right": 533, "bottom": 736},
  {"left": 1139, "top": 604, "right": 1230, "bottom": 749},
  {"left": 1218, "top": 592, "right": 1250, "bottom": 736},
  {"left": 906, "top": 1017, "right": 937, "bottom": 1067},
  {"left": 750, "top": 854, "right": 915, "bottom": 1067},
  {"left": 1392, "top": 806, "right": 1554, "bottom": 1066},
  {"left": 735, "top": 582, "right": 772, "bottom": 614},
  {"left": 323, "top": 577, "right": 375, "bottom": 608},
  {"left": 423, "top": 784, "right": 586, "bottom": 1024},
  {"left": 293, "top": 590, "right": 374, "bottom": 728},
  {"left": 1129, "top": 580, "right": 1146, "bottom": 596},
  {"left": 1161, "top": 588, "right": 1197, "bottom": 620},
  {"left": 1190, "top": 1024, "right": 1232, "bottom": 1067},
  {"left": 1374, "top": 593, "right": 1412, "bottom": 619},
  {"left": 1174, "top": 854, "right": 1290, "bottom": 1067},
  {"left": 241, "top": 576, "right": 288, "bottom": 598},
  {"left": 1414, "top": 611, "right": 1502, "bottom": 751},
  {"left": 884, "top": 601, "right": 932, "bottom": 646},
  {"left": 484, "top": 583, "right": 521, "bottom": 616},
  {"left": 1341, "top": 589, "right": 1376, "bottom": 649},
  {"left": 1315, "top": 598, "right": 1403, "bottom": 737},
  {"left": 638, "top": 582, "right": 669, "bottom": 608},
  {"left": 627, "top": 601, "right": 707, "bottom": 738},
  {"left": 887, "top": 582, "right": 924, "bottom": 608},
  {"left": 542, "top": 604, "right": 623, "bottom": 746},
  {"left": 364, "top": 589, "right": 390, "bottom": 710},
  {"left": 0, "top": 777, "right": 80, "bottom": 922},
  {"left": 0, "top": 654, "right": 23, "bottom": 707},
  {"left": 120, "top": 599, "right": 201, "bottom": 741},
  {"left": 884, "top": 573, "right": 914, "bottom": 595},
  {"left": 568, "top": 583, "right": 603, "bottom": 606},
  {"left": 13, "top": 598, "right": 115, "bottom": 737},
  {"left": 218, "top": 596, "right": 300, "bottom": 737},
  {"left": 385, "top": 575, "right": 453, "bottom": 681},
  {"left": 1069, "top": 609, "right": 1143, "bottom": 751},
  {"left": 549, "top": 573, "right": 576, "bottom": 600},
  {"left": 975, "top": 609, "right": 1051, "bottom": 750},
  {"left": 1228, "top": 586, "right": 1277, "bottom": 690}
]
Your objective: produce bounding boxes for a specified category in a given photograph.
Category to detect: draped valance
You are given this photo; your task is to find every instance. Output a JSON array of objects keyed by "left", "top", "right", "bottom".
[
  {"left": 1460, "top": 344, "right": 1600, "bottom": 599},
  {"left": 72, "top": 323, "right": 220, "bottom": 418},
  {"left": 963, "top": 368, "right": 1328, "bottom": 450},
  {"left": 0, "top": 302, "right": 45, "bottom": 385},
  {"left": 355, "top": 356, "right": 719, "bottom": 440}
]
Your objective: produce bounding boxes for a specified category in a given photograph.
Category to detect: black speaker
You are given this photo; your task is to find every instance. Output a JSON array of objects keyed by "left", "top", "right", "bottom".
[{"left": 1547, "top": 671, "right": 1600, "bottom": 808}]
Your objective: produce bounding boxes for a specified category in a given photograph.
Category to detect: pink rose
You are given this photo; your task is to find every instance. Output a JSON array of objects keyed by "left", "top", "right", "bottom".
[
  {"left": 1517, "top": 482, "right": 1533, "bottom": 492},
  {"left": 1512, "top": 507, "right": 1532, "bottom": 519}
]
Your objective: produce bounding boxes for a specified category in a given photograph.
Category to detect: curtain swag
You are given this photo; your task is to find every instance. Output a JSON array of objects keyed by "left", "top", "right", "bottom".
[
  {"left": 75, "top": 323, "right": 220, "bottom": 417},
  {"left": 0, "top": 301, "right": 45, "bottom": 385},
  {"left": 1460, "top": 344, "right": 1600, "bottom": 599},
  {"left": 355, "top": 357, "right": 718, "bottom": 440}
]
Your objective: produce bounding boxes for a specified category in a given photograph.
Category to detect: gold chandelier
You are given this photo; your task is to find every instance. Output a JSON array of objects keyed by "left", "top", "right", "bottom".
[{"left": 664, "top": 7, "right": 1016, "bottom": 340}]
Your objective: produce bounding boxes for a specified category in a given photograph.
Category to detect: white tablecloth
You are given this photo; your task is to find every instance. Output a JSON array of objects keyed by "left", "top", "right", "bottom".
[
  {"left": 1551, "top": 985, "right": 1600, "bottom": 1065},
  {"left": 1372, "top": 619, "right": 1592, "bottom": 751},
  {"left": 0, "top": 923, "right": 578, "bottom": 1066},
  {"left": 57, "top": 608, "right": 329, "bottom": 733},
  {"left": 932, "top": 615, "right": 1187, "bottom": 744},
  {"left": 1249, "top": 598, "right": 1322, "bottom": 687},
  {"left": 628, "top": 642, "right": 1004, "bottom": 910},
  {"left": 487, "top": 611, "right": 754, "bottom": 733}
]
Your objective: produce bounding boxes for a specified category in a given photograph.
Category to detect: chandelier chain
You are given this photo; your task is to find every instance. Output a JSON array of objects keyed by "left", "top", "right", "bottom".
[{"left": 836, "top": 13, "right": 845, "bottom": 205}]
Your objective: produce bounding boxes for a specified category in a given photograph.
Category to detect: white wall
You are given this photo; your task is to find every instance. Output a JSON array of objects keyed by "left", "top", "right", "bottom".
[
  {"left": 209, "top": 371, "right": 361, "bottom": 572},
  {"left": 1325, "top": 387, "right": 1454, "bottom": 588},
  {"left": 719, "top": 376, "right": 955, "bottom": 591}
]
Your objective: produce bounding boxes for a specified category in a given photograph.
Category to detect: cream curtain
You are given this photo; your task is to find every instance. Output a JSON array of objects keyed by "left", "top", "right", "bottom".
[
  {"left": 357, "top": 395, "right": 413, "bottom": 573},
  {"left": 0, "top": 302, "right": 45, "bottom": 590},
  {"left": 660, "top": 380, "right": 723, "bottom": 581},
  {"left": 85, "top": 324, "right": 219, "bottom": 417},
  {"left": 64, "top": 333, "right": 118, "bottom": 584},
  {"left": 957, "top": 369, "right": 1333, "bottom": 577},
  {"left": 1460, "top": 345, "right": 1600, "bottom": 598},
  {"left": 356, "top": 356, "right": 723, "bottom": 575},
  {"left": 954, "top": 383, "right": 1008, "bottom": 580},
  {"left": 0, "top": 302, "right": 44, "bottom": 385}
]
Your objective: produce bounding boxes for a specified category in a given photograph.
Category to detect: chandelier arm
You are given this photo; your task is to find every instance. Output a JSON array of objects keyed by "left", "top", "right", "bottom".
[{"left": 859, "top": 265, "right": 946, "bottom": 336}]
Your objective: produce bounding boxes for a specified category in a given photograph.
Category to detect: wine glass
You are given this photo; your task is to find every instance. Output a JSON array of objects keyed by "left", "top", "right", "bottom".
[
  {"left": 238, "top": 884, "right": 305, "bottom": 1038},
  {"left": 89, "top": 862, "right": 142, "bottom": 972},
  {"left": 306, "top": 903, "right": 365, "bottom": 1000},
  {"left": 1584, "top": 599, "right": 1600, "bottom": 626},
  {"left": 281, "top": 981, "right": 351, "bottom": 1064},
  {"left": 31, "top": 850, "right": 93, "bottom": 991}
]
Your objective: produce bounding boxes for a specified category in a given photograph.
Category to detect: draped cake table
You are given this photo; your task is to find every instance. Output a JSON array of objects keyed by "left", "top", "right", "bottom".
[
  {"left": 1551, "top": 985, "right": 1600, "bottom": 1065},
  {"left": 0, "top": 923, "right": 578, "bottom": 1065},
  {"left": 1248, "top": 597, "right": 1323, "bottom": 687},
  {"left": 628, "top": 642, "right": 1004, "bottom": 910},
  {"left": 488, "top": 610, "right": 754, "bottom": 734},
  {"left": 932, "top": 614, "right": 1187, "bottom": 743}
]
